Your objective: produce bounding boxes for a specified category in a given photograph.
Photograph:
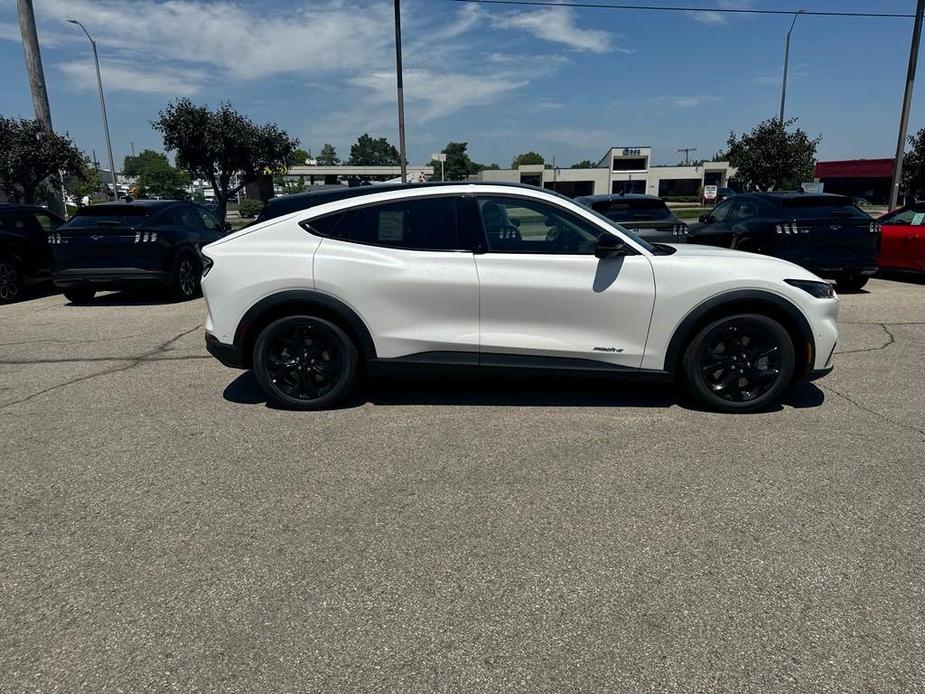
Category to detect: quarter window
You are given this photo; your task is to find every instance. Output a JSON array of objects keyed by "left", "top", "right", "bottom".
[
  {"left": 475, "top": 196, "right": 602, "bottom": 254},
  {"left": 710, "top": 200, "right": 734, "bottom": 223},
  {"left": 31, "top": 211, "right": 61, "bottom": 231},
  {"left": 307, "top": 197, "right": 461, "bottom": 251}
]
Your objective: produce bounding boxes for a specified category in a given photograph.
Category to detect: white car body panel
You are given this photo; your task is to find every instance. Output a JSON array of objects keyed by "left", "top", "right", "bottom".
[{"left": 202, "top": 184, "right": 838, "bottom": 379}]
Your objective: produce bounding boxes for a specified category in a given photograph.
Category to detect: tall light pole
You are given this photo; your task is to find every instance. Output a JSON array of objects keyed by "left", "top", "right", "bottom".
[
  {"left": 780, "top": 9, "right": 806, "bottom": 124},
  {"left": 393, "top": 0, "right": 408, "bottom": 183},
  {"left": 890, "top": 0, "right": 925, "bottom": 210},
  {"left": 68, "top": 19, "right": 117, "bottom": 199}
]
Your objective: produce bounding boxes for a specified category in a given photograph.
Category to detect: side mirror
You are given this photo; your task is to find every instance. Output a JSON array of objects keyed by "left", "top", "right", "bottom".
[
  {"left": 698, "top": 214, "right": 709, "bottom": 224},
  {"left": 595, "top": 232, "right": 627, "bottom": 259},
  {"left": 224, "top": 222, "right": 233, "bottom": 232}
]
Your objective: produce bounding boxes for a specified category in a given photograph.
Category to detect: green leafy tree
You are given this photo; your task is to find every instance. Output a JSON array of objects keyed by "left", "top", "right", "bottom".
[
  {"left": 570, "top": 160, "right": 595, "bottom": 169},
  {"left": 427, "top": 142, "right": 480, "bottom": 181},
  {"left": 901, "top": 127, "right": 925, "bottom": 201},
  {"left": 723, "top": 117, "right": 820, "bottom": 191},
  {"left": 511, "top": 151, "right": 545, "bottom": 168},
  {"left": 122, "top": 149, "right": 189, "bottom": 199},
  {"left": 0, "top": 116, "right": 85, "bottom": 204},
  {"left": 65, "top": 158, "right": 102, "bottom": 206},
  {"left": 292, "top": 148, "right": 311, "bottom": 165},
  {"left": 316, "top": 143, "right": 339, "bottom": 165},
  {"left": 153, "top": 99, "right": 299, "bottom": 221},
  {"left": 348, "top": 133, "right": 400, "bottom": 166}
]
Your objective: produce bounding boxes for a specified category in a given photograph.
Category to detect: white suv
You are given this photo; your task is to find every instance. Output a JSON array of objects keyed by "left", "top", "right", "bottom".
[{"left": 201, "top": 183, "right": 837, "bottom": 413}]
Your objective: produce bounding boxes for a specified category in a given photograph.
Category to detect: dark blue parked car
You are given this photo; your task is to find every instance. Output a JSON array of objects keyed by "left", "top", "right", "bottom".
[{"left": 51, "top": 200, "right": 228, "bottom": 304}]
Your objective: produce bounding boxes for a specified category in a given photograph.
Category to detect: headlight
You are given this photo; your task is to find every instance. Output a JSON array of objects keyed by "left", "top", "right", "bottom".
[{"left": 785, "top": 278, "right": 836, "bottom": 299}]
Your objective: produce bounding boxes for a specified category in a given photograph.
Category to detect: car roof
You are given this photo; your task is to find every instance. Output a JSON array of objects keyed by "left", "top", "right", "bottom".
[
  {"left": 258, "top": 181, "right": 548, "bottom": 220},
  {"left": 575, "top": 194, "right": 664, "bottom": 203},
  {"left": 737, "top": 191, "right": 850, "bottom": 202},
  {"left": 0, "top": 202, "right": 57, "bottom": 214}
]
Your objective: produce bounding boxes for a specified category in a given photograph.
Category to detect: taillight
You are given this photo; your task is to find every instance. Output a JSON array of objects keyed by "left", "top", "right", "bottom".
[
  {"left": 672, "top": 223, "right": 688, "bottom": 237},
  {"left": 134, "top": 231, "right": 158, "bottom": 244},
  {"left": 869, "top": 222, "right": 881, "bottom": 234}
]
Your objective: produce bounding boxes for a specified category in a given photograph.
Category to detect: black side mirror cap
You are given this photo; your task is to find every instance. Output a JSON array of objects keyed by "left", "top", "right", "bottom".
[
  {"left": 698, "top": 214, "right": 709, "bottom": 224},
  {"left": 595, "top": 232, "right": 627, "bottom": 259},
  {"left": 224, "top": 222, "right": 233, "bottom": 231}
]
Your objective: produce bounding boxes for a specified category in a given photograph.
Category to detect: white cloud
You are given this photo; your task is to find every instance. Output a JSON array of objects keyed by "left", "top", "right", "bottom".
[
  {"left": 0, "top": 19, "right": 69, "bottom": 46},
  {"left": 650, "top": 95, "right": 724, "bottom": 108},
  {"left": 58, "top": 60, "right": 206, "bottom": 96},
  {"left": 349, "top": 69, "right": 528, "bottom": 121},
  {"left": 492, "top": 6, "right": 620, "bottom": 54},
  {"left": 688, "top": 11, "right": 727, "bottom": 25}
]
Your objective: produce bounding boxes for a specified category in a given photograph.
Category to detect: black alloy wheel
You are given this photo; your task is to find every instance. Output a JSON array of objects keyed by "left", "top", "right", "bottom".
[
  {"left": 835, "top": 274, "right": 869, "bottom": 292},
  {"left": 0, "top": 260, "right": 21, "bottom": 304},
  {"left": 683, "top": 314, "right": 795, "bottom": 412},
  {"left": 173, "top": 254, "right": 200, "bottom": 300},
  {"left": 253, "top": 315, "right": 358, "bottom": 410},
  {"left": 63, "top": 287, "right": 96, "bottom": 304}
]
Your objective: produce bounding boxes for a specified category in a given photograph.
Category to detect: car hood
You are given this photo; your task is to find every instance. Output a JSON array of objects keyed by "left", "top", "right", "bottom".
[
  {"left": 662, "top": 243, "right": 756, "bottom": 259},
  {"left": 657, "top": 243, "right": 824, "bottom": 282}
]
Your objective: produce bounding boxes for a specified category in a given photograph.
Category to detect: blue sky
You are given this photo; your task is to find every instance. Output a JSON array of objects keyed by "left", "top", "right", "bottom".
[{"left": 0, "top": 0, "right": 921, "bottom": 168}]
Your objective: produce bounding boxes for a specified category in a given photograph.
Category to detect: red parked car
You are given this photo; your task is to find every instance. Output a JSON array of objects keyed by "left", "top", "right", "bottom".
[{"left": 878, "top": 203, "right": 925, "bottom": 272}]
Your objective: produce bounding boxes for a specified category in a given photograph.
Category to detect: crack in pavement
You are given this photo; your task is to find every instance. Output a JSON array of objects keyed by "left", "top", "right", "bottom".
[
  {"left": 0, "top": 324, "right": 203, "bottom": 412},
  {"left": 836, "top": 323, "right": 897, "bottom": 355},
  {"left": 0, "top": 332, "right": 152, "bottom": 348},
  {"left": 820, "top": 383, "right": 925, "bottom": 441}
]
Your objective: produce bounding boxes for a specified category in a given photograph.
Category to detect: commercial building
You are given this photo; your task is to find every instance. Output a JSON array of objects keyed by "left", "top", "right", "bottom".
[
  {"left": 813, "top": 158, "right": 894, "bottom": 204},
  {"left": 479, "top": 147, "right": 735, "bottom": 199}
]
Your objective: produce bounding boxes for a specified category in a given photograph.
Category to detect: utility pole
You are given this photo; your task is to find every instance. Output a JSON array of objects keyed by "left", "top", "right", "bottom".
[
  {"left": 17, "top": 0, "right": 64, "bottom": 214},
  {"left": 678, "top": 147, "right": 697, "bottom": 166},
  {"left": 780, "top": 9, "right": 806, "bottom": 124},
  {"left": 393, "top": 0, "right": 408, "bottom": 183},
  {"left": 890, "top": 0, "right": 925, "bottom": 210}
]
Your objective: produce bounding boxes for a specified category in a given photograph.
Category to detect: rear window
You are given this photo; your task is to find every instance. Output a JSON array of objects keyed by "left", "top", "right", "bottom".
[
  {"left": 63, "top": 206, "right": 152, "bottom": 227},
  {"left": 780, "top": 197, "right": 871, "bottom": 220},
  {"left": 590, "top": 199, "right": 673, "bottom": 222}
]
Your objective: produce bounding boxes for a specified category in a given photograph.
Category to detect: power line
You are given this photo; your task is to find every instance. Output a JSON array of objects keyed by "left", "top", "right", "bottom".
[{"left": 445, "top": 0, "right": 915, "bottom": 19}]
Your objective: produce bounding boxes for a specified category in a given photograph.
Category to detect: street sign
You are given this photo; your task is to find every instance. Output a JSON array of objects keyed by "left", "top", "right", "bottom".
[
  {"left": 431, "top": 153, "right": 446, "bottom": 162},
  {"left": 703, "top": 185, "right": 718, "bottom": 200}
]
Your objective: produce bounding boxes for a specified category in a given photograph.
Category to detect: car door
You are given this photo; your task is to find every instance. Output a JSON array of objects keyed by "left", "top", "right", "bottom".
[
  {"left": 469, "top": 194, "right": 655, "bottom": 370},
  {"left": 312, "top": 195, "right": 479, "bottom": 360},
  {"left": 879, "top": 205, "right": 925, "bottom": 270},
  {"left": 689, "top": 198, "right": 735, "bottom": 247},
  {"left": 27, "top": 209, "right": 61, "bottom": 275}
]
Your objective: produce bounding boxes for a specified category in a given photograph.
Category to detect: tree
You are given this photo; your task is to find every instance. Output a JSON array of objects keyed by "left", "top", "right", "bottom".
[
  {"left": 316, "top": 143, "right": 339, "bottom": 166},
  {"left": 723, "top": 118, "right": 820, "bottom": 191},
  {"left": 570, "top": 160, "right": 595, "bottom": 169},
  {"left": 65, "top": 158, "right": 102, "bottom": 207},
  {"left": 153, "top": 99, "right": 299, "bottom": 221},
  {"left": 511, "top": 151, "right": 545, "bottom": 168},
  {"left": 292, "top": 148, "right": 311, "bottom": 165},
  {"left": 901, "top": 127, "right": 925, "bottom": 201},
  {"left": 427, "top": 141, "right": 480, "bottom": 181},
  {"left": 122, "top": 149, "right": 189, "bottom": 199},
  {"left": 0, "top": 116, "right": 85, "bottom": 204},
  {"left": 348, "top": 133, "right": 400, "bottom": 166}
]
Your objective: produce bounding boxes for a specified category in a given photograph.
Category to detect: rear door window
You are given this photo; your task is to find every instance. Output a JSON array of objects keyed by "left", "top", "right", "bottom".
[
  {"left": 31, "top": 211, "right": 61, "bottom": 232},
  {"left": 308, "top": 197, "right": 461, "bottom": 251},
  {"left": 63, "top": 207, "right": 151, "bottom": 228},
  {"left": 709, "top": 199, "right": 734, "bottom": 223}
]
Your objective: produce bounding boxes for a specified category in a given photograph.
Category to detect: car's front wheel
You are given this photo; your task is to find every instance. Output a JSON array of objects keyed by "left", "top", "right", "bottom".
[
  {"left": 835, "top": 273, "right": 869, "bottom": 292},
  {"left": 682, "top": 313, "right": 795, "bottom": 413},
  {"left": 253, "top": 315, "right": 359, "bottom": 410}
]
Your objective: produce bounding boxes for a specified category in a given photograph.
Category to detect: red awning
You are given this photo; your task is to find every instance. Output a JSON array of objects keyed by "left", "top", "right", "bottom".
[{"left": 814, "top": 158, "right": 894, "bottom": 178}]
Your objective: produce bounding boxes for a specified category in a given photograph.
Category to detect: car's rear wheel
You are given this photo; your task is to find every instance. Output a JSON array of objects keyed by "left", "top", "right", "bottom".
[
  {"left": 682, "top": 313, "right": 795, "bottom": 413},
  {"left": 171, "top": 252, "right": 200, "bottom": 301},
  {"left": 835, "top": 273, "right": 869, "bottom": 292},
  {"left": 253, "top": 315, "right": 359, "bottom": 410},
  {"left": 0, "top": 259, "right": 22, "bottom": 304},
  {"left": 63, "top": 287, "right": 95, "bottom": 304}
]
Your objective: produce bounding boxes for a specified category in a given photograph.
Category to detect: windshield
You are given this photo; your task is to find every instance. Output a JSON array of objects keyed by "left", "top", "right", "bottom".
[
  {"left": 591, "top": 199, "right": 674, "bottom": 222},
  {"left": 781, "top": 198, "right": 871, "bottom": 220},
  {"left": 63, "top": 206, "right": 153, "bottom": 228}
]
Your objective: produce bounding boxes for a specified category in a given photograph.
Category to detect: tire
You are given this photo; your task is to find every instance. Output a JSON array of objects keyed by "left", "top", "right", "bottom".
[
  {"left": 835, "top": 274, "right": 869, "bottom": 292},
  {"left": 171, "top": 252, "right": 201, "bottom": 301},
  {"left": 0, "top": 259, "right": 22, "bottom": 305},
  {"left": 253, "top": 315, "right": 359, "bottom": 410},
  {"left": 63, "top": 287, "right": 95, "bottom": 304},
  {"left": 682, "top": 313, "right": 795, "bottom": 413}
]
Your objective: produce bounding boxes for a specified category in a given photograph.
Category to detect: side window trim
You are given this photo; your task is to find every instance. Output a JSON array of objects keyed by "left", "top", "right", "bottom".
[{"left": 299, "top": 195, "right": 471, "bottom": 253}]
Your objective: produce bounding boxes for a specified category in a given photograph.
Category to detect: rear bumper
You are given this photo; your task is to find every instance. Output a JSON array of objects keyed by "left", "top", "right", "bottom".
[
  {"left": 53, "top": 268, "right": 170, "bottom": 289},
  {"left": 205, "top": 333, "right": 246, "bottom": 369}
]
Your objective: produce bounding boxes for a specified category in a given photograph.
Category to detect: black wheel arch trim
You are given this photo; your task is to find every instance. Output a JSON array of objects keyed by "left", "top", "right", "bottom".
[
  {"left": 664, "top": 289, "right": 815, "bottom": 376},
  {"left": 234, "top": 289, "right": 376, "bottom": 368}
]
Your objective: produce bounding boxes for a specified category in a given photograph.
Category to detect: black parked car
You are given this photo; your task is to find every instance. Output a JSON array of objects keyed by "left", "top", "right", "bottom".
[
  {"left": 574, "top": 194, "right": 688, "bottom": 242},
  {"left": 0, "top": 203, "right": 64, "bottom": 304},
  {"left": 51, "top": 200, "right": 228, "bottom": 303},
  {"left": 688, "top": 192, "right": 879, "bottom": 291}
]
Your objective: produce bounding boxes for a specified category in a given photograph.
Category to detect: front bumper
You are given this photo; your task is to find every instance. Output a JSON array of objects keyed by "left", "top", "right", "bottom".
[
  {"left": 53, "top": 268, "right": 171, "bottom": 289},
  {"left": 804, "top": 365, "right": 834, "bottom": 382},
  {"left": 205, "top": 333, "right": 246, "bottom": 369}
]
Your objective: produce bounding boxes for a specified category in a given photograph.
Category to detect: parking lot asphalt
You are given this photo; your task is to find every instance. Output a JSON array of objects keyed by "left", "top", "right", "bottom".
[{"left": 1, "top": 278, "right": 924, "bottom": 693}]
